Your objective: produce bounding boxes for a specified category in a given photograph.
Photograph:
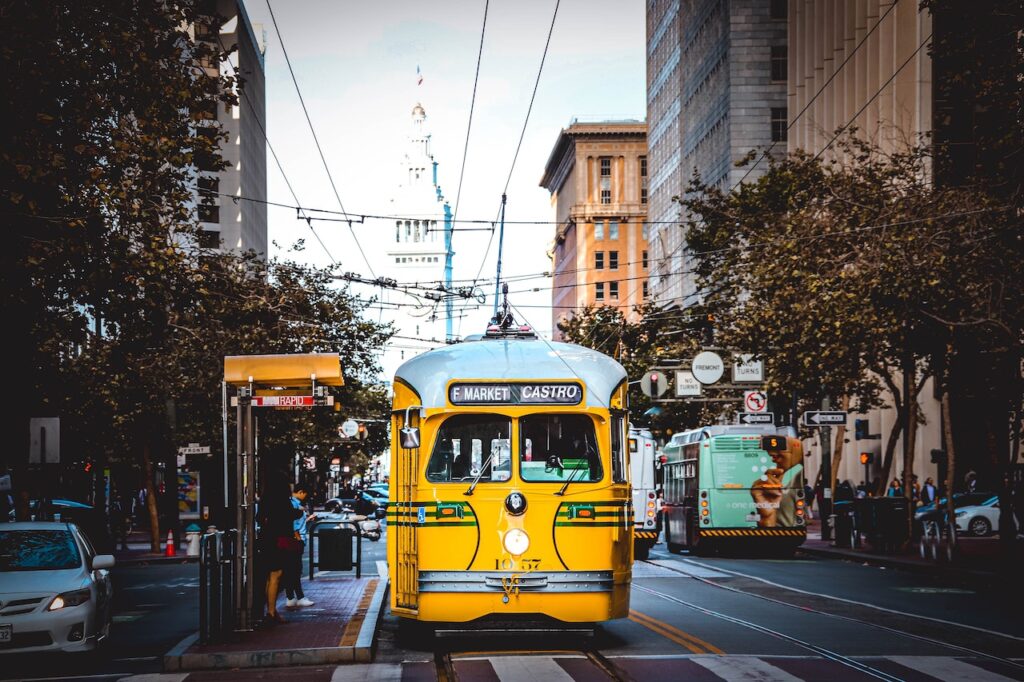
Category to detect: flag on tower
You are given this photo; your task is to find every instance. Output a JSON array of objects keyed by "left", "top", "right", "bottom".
[{"left": 416, "top": 65, "right": 423, "bottom": 86}]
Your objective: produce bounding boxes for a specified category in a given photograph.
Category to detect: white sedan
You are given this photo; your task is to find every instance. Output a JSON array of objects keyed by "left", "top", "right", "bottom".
[
  {"left": 955, "top": 499, "right": 1008, "bottom": 537},
  {"left": 0, "top": 522, "right": 114, "bottom": 653}
]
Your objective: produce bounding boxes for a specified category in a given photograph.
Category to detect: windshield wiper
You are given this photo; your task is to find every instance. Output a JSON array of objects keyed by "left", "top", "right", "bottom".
[
  {"left": 464, "top": 455, "right": 494, "bottom": 496},
  {"left": 555, "top": 457, "right": 588, "bottom": 496}
]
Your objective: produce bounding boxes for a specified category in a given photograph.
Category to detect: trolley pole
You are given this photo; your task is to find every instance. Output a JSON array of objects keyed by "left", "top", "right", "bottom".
[
  {"left": 820, "top": 395, "right": 833, "bottom": 542},
  {"left": 443, "top": 201, "right": 453, "bottom": 342},
  {"left": 493, "top": 193, "right": 507, "bottom": 316}
]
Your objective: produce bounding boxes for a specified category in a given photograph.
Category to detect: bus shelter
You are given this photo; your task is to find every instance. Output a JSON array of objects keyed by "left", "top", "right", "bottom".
[{"left": 223, "top": 353, "right": 343, "bottom": 630}]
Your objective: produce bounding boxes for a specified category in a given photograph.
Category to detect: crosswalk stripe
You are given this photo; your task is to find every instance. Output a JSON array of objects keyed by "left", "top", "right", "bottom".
[
  {"left": 690, "top": 655, "right": 804, "bottom": 681},
  {"left": 486, "top": 655, "right": 576, "bottom": 682},
  {"left": 886, "top": 656, "right": 1018, "bottom": 682},
  {"left": 330, "top": 663, "right": 403, "bottom": 682}
]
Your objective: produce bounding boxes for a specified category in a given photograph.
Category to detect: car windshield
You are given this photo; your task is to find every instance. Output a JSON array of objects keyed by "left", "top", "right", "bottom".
[
  {"left": 0, "top": 529, "right": 81, "bottom": 571},
  {"left": 519, "top": 414, "right": 602, "bottom": 482},
  {"left": 918, "top": 492, "right": 996, "bottom": 513},
  {"left": 426, "top": 414, "right": 512, "bottom": 482}
]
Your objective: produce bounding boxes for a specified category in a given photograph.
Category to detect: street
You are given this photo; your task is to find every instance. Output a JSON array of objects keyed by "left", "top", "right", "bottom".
[{"left": 4, "top": 526, "right": 1023, "bottom": 681}]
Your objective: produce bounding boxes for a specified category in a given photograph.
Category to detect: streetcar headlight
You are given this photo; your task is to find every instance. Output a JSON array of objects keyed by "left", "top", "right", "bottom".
[{"left": 503, "top": 528, "right": 530, "bottom": 556}]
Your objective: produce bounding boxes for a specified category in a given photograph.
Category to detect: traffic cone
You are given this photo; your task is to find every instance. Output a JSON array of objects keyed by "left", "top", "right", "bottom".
[{"left": 164, "top": 529, "right": 176, "bottom": 557}]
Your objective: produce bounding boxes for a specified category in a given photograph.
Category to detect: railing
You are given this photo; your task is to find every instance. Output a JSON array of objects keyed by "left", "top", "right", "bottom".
[{"left": 199, "top": 529, "right": 237, "bottom": 644}]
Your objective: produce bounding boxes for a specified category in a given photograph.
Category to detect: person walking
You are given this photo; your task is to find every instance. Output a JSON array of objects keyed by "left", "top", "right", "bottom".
[
  {"left": 285, "top": 484, "right": 316, "bottom": 609},
  {"left": 920, "top": 477, "right": 938, "bottom": 506},
  {"left": 886, "top": 478, "right": 903, "bottom": 497}
]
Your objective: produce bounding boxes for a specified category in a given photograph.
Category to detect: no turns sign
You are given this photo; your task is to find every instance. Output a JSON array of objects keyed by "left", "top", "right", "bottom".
[{"left": 744, "top": 390, "right": 768, "bottom": 413}]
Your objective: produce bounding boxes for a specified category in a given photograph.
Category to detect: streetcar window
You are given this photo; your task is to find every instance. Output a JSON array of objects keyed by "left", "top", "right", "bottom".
[
  {"left": 427, "top": 415, "right": 512, "bottom": 482},
  {"left": 519, "top": 414, "right": 602, "bottom": 482},
  {"left": 611, "top": 416, "right": 626, "bottom": 483}
]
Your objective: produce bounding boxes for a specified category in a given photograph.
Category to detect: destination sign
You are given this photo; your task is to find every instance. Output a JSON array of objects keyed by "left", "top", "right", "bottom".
[{"left": 449, "top": 383, "right": 583, "bottom": 406}]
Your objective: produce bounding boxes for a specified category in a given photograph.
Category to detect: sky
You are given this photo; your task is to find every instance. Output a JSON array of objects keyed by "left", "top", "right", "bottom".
[{"left": 240, "top": 0, "right": 646, "bottom": 360}]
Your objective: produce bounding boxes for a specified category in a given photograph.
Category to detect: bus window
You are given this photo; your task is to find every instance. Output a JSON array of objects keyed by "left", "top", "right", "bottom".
[
  {"left": 426, "top": 414, "right": 512, "bottom": 482},
  {"left": 519, "top": 414, "right": 602, "bottom": 482}
]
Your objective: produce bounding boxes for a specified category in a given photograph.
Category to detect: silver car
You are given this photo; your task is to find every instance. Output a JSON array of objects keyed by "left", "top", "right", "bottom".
[{"left": 0, "top": 522, "right": 114, "bottom": 653}]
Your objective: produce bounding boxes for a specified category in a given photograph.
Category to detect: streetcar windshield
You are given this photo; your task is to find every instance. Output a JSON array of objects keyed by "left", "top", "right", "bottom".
[
  {"left": 426, "top": 414, "right": 512, "bottom": 482},
  {"left": 519, "top": 414, "right": 602, "bottom": 482}
]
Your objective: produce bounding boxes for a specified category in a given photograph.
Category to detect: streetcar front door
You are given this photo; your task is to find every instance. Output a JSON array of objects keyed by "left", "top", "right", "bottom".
[{"left": 393, "top": 408, "right": 421, "bottom": 614}]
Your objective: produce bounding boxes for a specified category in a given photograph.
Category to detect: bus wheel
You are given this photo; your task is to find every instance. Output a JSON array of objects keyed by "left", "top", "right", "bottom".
[{"left": 635, "top": 543, "right": 650, "bottom": 561}]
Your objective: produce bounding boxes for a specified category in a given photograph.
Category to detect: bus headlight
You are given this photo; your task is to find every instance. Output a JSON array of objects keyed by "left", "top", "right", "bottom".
[{"left": 503, "top": 529, "right": 530, "bottom": 556}]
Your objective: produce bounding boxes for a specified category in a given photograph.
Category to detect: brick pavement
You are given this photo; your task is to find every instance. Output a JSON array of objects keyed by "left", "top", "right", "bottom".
[{"left": 187, "top": 576, "right": 378, "bottom": 654}]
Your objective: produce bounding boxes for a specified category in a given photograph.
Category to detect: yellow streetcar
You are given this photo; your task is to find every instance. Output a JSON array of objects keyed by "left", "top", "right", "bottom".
[{"left": 386, "top": 318, "right": 632, "bottom": 628}]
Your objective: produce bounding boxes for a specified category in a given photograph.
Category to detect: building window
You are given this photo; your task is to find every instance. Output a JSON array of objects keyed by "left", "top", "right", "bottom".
[
  {"left": 640, "top": 156, "right": 647, "bottom": 178},
  {"left": 395, "top": 221, "right": 401, "bottom": 242},
  {"left": 198, "top": 229, "right": 220, "bottom": 249},
  {"left": 596, "top": 282, "right": 605, "bottom": 301},
  {"left": 643, "top": 281, "right": 649, "bottom": 299},
  {"left": 771, "top": 46, "right": 787, "bottom": 82},
  {"left": 771, "top": 107, "right": 788, "bottom": 142},
  {"left": 609, "top": 251, "right": 619, "bottom": 270},
  {"left": 641, "top": 188, "right": 648, "bottom": 204},
  {"left": 198, "top": 203, "right": 219, "bottom": 223},
  {"left": 609, "top": 221, "right": 619, "bottom": 240},
  {"left": 595, "top": 251, "right": 604, "bottom": 270},
  {"left": 594, "top": 221, "right": 604, "bottom": 240},
  {"left": 609, "top": 281, "right": 619, "bottom": 299},
  {"left": 599, "top": 156, "right": 611, "bottom": 204},
  {"left": 643, "top": 250, "right": 648, "bottom": 269},
  {"left": 770, "top": 0, "right": 787, "bottom": 20}
]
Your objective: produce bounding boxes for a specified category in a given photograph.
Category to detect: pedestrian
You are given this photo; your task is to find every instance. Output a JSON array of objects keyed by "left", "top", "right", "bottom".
[
  {"left": 965, "top": 470, "right": 978, "bottom": 493},
  {"left": 886, "top": 478, "right": 902, "bottom": 497},
  {"left": 920, "top": 477, "right": 938, "bottom": 506},
  {"left": 855, "top": 481, "right": 868, "bottom": 499},
  {"left": 110, "top": 493, "right": 130, "bottom": 551},
  {"left": 284, "top": 484, "right": 316, "bottom": 609},
  {"left": 654, "top": 489, "right": 665, "bottom": 537},
  {"left": 803, "top": 484, "right": 815, "bottom": 519},
  {"left": 258, "top": 471, "right": 303, "bottom": 625}
]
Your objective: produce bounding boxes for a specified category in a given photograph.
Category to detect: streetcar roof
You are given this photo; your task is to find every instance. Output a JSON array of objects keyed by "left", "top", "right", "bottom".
[{"left": 394, "top": 338, "right": 627, "bottom": 408}]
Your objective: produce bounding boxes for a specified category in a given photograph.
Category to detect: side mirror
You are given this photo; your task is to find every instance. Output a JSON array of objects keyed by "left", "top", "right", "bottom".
[
  {"left": 92, "top": 554, "right": 115, "bottom": 570},
  {"left": 400, "top": 426, "right": 420, "bottom": 449},
  {"left": 546, "top": 454, "right": 563, "bottom": 469}
]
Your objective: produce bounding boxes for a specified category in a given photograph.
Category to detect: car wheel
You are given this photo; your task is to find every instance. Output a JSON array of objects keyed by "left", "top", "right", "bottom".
[{"left": 968, "top": 516, "right": 991, "bottom": 537}]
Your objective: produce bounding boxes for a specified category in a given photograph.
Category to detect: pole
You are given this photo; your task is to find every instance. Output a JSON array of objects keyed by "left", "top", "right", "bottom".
[
  {"left": 493, "top": 193, "right": 507, "bottom": 316},
  {"left": 222, "top": 381, "right": 228, "bottom": 508},
  {"left": 444, "top": 201, "right": 453, "bottom": 342},
  {"left": 820, "top": 395, "right": 833, "bottom": 541}
]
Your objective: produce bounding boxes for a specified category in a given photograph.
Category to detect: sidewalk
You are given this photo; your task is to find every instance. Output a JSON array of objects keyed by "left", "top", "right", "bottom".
[
  {"left": 163, "top": 569, "right": 388, "bottom": 671},
  {"left": 798, "top": 518, "right": 1022, "bottom": 582},
  {"left": 113, "top": 529, "right": 199, "bottom": 565}
]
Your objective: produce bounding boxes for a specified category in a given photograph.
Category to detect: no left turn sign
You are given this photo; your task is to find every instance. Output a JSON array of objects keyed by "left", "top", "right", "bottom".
[{"left": 744, "top": 390, "right": 768, "bottom": 413}]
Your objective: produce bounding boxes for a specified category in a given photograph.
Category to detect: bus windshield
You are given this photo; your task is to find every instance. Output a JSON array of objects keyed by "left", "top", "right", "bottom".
[
  {"left": 519, "top": 414, "right": 602, "bottom": 482},
  {"left": 426, "top": 414, "right": 511, "bottom": 482}
]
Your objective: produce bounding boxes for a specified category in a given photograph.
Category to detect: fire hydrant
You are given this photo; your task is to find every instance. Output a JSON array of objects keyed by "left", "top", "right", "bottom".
[{"left": 185, "top": 524, "right": 202, "bottom": 557}]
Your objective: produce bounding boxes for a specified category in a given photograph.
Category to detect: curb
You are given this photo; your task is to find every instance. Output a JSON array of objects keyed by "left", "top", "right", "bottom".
[
  {"left": 798, "top": 545, "right": 994, "bottom": 584},
  {"left": 163, "top": 578, "right": 389, "bottom": 671},
  {"left": 116, "top": 555, "right": 200, "bottom": 567}
]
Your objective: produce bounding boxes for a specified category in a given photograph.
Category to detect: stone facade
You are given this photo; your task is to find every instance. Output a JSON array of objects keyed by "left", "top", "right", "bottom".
[{"left": 540, "top": 121, "right": 649, "bottom": 340}]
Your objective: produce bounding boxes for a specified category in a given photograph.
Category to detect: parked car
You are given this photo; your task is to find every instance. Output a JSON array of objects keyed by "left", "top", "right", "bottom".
[
  {"left": 915, "top": 492, "right": 996, "bottom": 520},
  {"left": 324, "top": 492, "right": 385, "bottom": 519},
  {"left": 7, "top": 500, "right": 113, "bottom": 554},
  {"left": 0, "top": 522, "right": 114, "bottom": 654},
  {"left": 367, "top": 483, "right": 389, "bottom": 496},
  {"left": 955, "top": 497, "right": 1010, "bottom": 536}
]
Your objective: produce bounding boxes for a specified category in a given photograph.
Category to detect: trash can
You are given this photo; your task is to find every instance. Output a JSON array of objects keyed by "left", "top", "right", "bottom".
[
  {"left": 832, "top": 501, "right": 855, "bottom": 548},
  {"left": 317, "top": 524, "right": 354, "bottom": 571}
]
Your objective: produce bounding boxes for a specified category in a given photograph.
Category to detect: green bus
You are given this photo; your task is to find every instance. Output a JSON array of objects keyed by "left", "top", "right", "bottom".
[{"left": 660, "top": 425, "right": 806, "bottom": 556}]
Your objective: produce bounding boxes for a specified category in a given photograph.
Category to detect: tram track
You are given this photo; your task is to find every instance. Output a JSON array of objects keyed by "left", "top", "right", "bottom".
[
  {"left": 631, "top": 582, "right": 904, "bottom": 681},
  {"left": 638, "top": 557, "right": 1024, "bottom": 674}
]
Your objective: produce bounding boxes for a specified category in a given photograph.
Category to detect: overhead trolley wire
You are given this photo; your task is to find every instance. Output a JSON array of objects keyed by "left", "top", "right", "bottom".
[
  {"left": 265, "top": 0, "right": 377, "bottom": 278},
  {"left": 450, "top": 0, "right": 490, "bottom": 226}
]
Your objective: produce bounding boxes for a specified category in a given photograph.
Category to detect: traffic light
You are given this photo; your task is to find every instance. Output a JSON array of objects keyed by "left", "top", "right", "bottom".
[
  {"left": 83, "top": 458, "right": 93, "bottom": 474},
  {"left": 859, "top": 452, "right": 874, "bottom": 465},
  {"left": 854, "top": 419, "right": 868, "bottom": 440}
]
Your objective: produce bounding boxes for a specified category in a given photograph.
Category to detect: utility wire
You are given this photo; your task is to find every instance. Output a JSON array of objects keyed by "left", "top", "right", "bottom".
[
  {"left": 450, "top": 0, "right": 490, "bottom": 225},
  {"left": 265, "top": 0, "right": 376, "bottom": 277}
]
